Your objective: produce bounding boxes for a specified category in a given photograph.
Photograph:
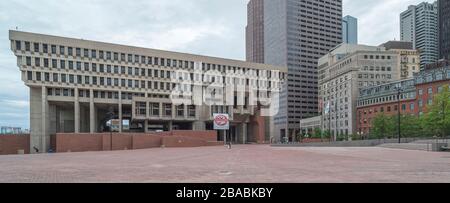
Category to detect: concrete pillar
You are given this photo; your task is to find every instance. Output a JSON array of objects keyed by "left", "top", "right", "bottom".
[
  {"left": 118, "top": 91, "right": 123, "bottom": 133},
  {"left": 146, "top": 101, "right": 150, "bottom": 119},
  {"left": 74, "top": 87, "right": 80, "bottom": 133},
  {"left": 144, "top": 120, "right": 149, "bottom": 133},
  {"left": 30, "top": 88, "right": 41, "bottom": 153},
  {"left": 172, "top": 104, "right": 176, "bottom": 119},
  {"left": 168, "top": 121, "right": 173, "bottom": 131},
  {"left": 292, "top": 129, "right": 297, "bottom": 143},
  {"left": 41, "top": 86, "right": 49, "bottom": 153},
  {"left": 243, "top": 123, "right": 248, "bottom": 144},
  {"left": 89, "top": 89, "right": 95, "bottom": 133}
]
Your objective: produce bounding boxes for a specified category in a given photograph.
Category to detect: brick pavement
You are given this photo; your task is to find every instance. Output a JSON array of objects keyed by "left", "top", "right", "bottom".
[{"left": 0, "top": 145, "right": 449, "bottom": 183}]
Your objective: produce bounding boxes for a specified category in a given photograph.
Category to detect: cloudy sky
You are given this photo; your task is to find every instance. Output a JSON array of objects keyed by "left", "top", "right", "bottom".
[{"left": 0, "top": 0, "right": 436, "bottom": 129}]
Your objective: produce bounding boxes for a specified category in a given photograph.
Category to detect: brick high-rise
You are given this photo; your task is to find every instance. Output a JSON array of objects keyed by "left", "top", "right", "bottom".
[{"left": 263, "top": 0, "right": 342, "bottom": 141}]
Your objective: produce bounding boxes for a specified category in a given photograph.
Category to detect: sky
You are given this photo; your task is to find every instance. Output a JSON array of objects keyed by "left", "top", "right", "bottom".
[{"left": 0, "top": 0, "right": 436, "bottom": 129}]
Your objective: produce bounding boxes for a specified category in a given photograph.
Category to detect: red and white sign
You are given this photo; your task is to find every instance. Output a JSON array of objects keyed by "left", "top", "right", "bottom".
[{"left": 213, "top": 114, "right": 230, "bottom": 130}]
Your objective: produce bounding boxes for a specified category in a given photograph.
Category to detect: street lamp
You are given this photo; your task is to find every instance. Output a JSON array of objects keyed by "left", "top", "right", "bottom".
[
  {"left": 106, "top": 106, "right": 115, "bottom": 151},
  {"left": 394, "top": 86, "right": 404, "bottom": 144}
]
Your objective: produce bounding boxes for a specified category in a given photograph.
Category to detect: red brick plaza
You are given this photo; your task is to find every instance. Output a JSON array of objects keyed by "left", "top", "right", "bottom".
[{"left": 0, "top": 145, "right": 449, "bottom": 183}]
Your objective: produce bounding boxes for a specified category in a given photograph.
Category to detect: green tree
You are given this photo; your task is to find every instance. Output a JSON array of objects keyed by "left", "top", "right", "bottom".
[
  {"left": 322, "top": 130, "right": 331, "bottom": 140},
  {"left": 423, "top": 86, "right": 450, "bottom": 137},
  {"left": 371, "top": 114, "right": 396, "bottom": 139},
  {"left": 400, "top": 114, "right": 423, "bottom": 138},
  {"left": 312, "top": 128, "right": 322, "bottom": 139}
]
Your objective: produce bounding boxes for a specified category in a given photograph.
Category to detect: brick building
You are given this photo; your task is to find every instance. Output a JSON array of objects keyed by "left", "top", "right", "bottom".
[
  {"left": 356, "top": 79, "right": 416, "bottom": 135},
  {"left": 357, "top": 63, "right": 450, "bottom": 135}
]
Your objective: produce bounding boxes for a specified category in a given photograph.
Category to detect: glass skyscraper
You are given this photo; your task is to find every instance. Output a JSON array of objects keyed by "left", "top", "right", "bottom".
[
  {"left": 342, "top": 15, "right": 358, "bottom": 44},
  {"left": 263, "top": 0, "right": 342, "bottom": 141}
]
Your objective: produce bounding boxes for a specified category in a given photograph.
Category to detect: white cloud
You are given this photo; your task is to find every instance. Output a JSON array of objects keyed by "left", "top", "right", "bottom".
[
  {"left": 105, "top": 23, "right": 228, "bottom": 51},
  {"left": 344, "top": 0, "right": 437, "bottom": 45},
  {"left": 0, "top": 112, "right": 27, "bottom": 119},
  {"left": 0, "top": 100, "right": 29, "bottom": 108}
]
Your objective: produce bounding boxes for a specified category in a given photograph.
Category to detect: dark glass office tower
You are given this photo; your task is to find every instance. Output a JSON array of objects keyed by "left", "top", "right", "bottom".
[
  {"left": 264, "top": 0, "right": 342, "bottom": 140},
  {"left": 246, "top": 0, "right": 265, "bottom": 63},
  {"left": 439, "top": 0, "right": 450, "bottom": 60}
]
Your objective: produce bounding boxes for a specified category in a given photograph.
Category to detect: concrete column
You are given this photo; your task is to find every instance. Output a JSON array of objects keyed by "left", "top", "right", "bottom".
[
  {"left": 30, "top": 87, "right": 42, "bottom": 154},
  {"left": 74, "top": 87, "right": 80, "bottom": 133},
  {"left": 118, "top": 91, "right": 123, "bottom": 133},
  {"left": 168, "top": 121, "right": 173, "bottom": 131},
  {"left": 146, "top": 101, "right": 150, "bottom": 119},
  {"left": 172, "top": 104, "right": 176, "bottom": 119},
  {"left": 242, "top": 123, "right": 248, "bottom": 144},
  {"left": 41, "top": 86, "right": 48, "bottom": 153},
  {"left": 144, "top": 120, "right": 149, "bottom": 133},
  {"left": 159, "top": 102, "right": 163, "bottom": 118},
  {"left": 292, "top": 129, "right": 297, "bottom": 143},
  {"left": 89, "top": 89, "right": 95, "bottom": 133},
  {"left": 236, "top": 126, "right": 239, "bottom": 143}
]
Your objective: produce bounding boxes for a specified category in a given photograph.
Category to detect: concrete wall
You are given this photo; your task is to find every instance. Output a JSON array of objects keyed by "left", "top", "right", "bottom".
[
  {"left": 0, "top": 135, "right": 30, "bottom": 155},
  {"left": 55, "top": 131, "right": 220, "bottom": 153}
]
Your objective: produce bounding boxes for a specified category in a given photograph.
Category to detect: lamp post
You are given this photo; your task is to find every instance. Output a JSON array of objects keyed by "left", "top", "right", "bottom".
[
  {"left": 106, "top": 107, "right": 115, "bottom": 151},
  {"left": 395, "top": 86, "right": 404, "bottom": 144}
]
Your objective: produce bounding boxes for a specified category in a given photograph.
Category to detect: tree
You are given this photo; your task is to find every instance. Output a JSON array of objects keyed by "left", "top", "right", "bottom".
[
  {"left": 423, "top": 86, "right": 450, "bottom": 137},
  {"left": 322, "top": 130, "right": 331, "bottom": 140},
  {"left": 371, "top": 114, "right": 396, "bottom": 139},
  {"left": 312, "top": 128, "right": 322, "bottom": 139},
  {"left": 400, "top": 114, "right": 423, "bottom": 138}
]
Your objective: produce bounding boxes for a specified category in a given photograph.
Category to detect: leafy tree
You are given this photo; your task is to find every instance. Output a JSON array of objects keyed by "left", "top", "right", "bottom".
[
  {"left": 423, "top": 86, "right": 450, "bottom": 137},
  {"left": 311, "top": 128, "right": 322, "bottom": 139},
  {"left": 400, "top": 114, "right": 423, "bottom": 138},
  {"left": 371, "top": 114, "right": 396, "bottom": 139},
  {"left": 322, "top": 130, "right": 331, "bottom": 140},
  {"left": 351, "top": 133, "right": 361, "bottom": 141}
]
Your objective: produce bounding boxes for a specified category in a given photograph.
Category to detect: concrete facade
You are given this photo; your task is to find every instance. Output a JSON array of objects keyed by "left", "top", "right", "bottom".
[
  {"left": 342, "top": 15, "right": 358, "bottom": 44},
  {"left": 9, "top": 30, "right": 287, "bottom": 153},
  {"left": 400, "top": 2, "right": 439, "bottom": 68},
  {"left": 318, "top": 44, "right": 406, "bottom": 139},
  {"left": 380, "top": 41, "right": 421, "bottom": 80},
  {"left": 264, "top": 0, "right": 342, "bottom": 142}
]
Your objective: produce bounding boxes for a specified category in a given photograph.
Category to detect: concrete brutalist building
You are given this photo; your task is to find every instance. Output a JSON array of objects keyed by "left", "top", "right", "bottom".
[{"left": 9, "top": 30, "right": 287, "bottom": 153}]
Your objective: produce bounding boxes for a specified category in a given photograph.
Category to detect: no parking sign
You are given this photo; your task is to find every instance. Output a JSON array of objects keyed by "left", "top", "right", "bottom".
[{"left": 213, "top": 114, "right": 230, "bottom": 130}]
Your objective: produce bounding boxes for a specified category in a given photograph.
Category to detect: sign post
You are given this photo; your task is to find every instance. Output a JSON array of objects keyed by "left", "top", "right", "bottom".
[{"left": 213, "top": 114, "right": 230, "bottom": 148}]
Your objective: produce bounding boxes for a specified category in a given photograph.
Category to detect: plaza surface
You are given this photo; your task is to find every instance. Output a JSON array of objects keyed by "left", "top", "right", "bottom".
[{"left": 0, "top": 145, "right": 449, "bottom": 183}]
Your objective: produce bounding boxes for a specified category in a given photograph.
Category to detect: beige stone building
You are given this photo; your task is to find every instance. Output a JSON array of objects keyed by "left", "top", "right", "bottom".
[
  {"left": 318, "top": 44, "right": 403, "bottom": 139},
  {"left": 380, "top": 41, "right": 421, "bottom": 79},
  {"left": 9, "top": 30, "right": 286, "bottom": 153}
]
